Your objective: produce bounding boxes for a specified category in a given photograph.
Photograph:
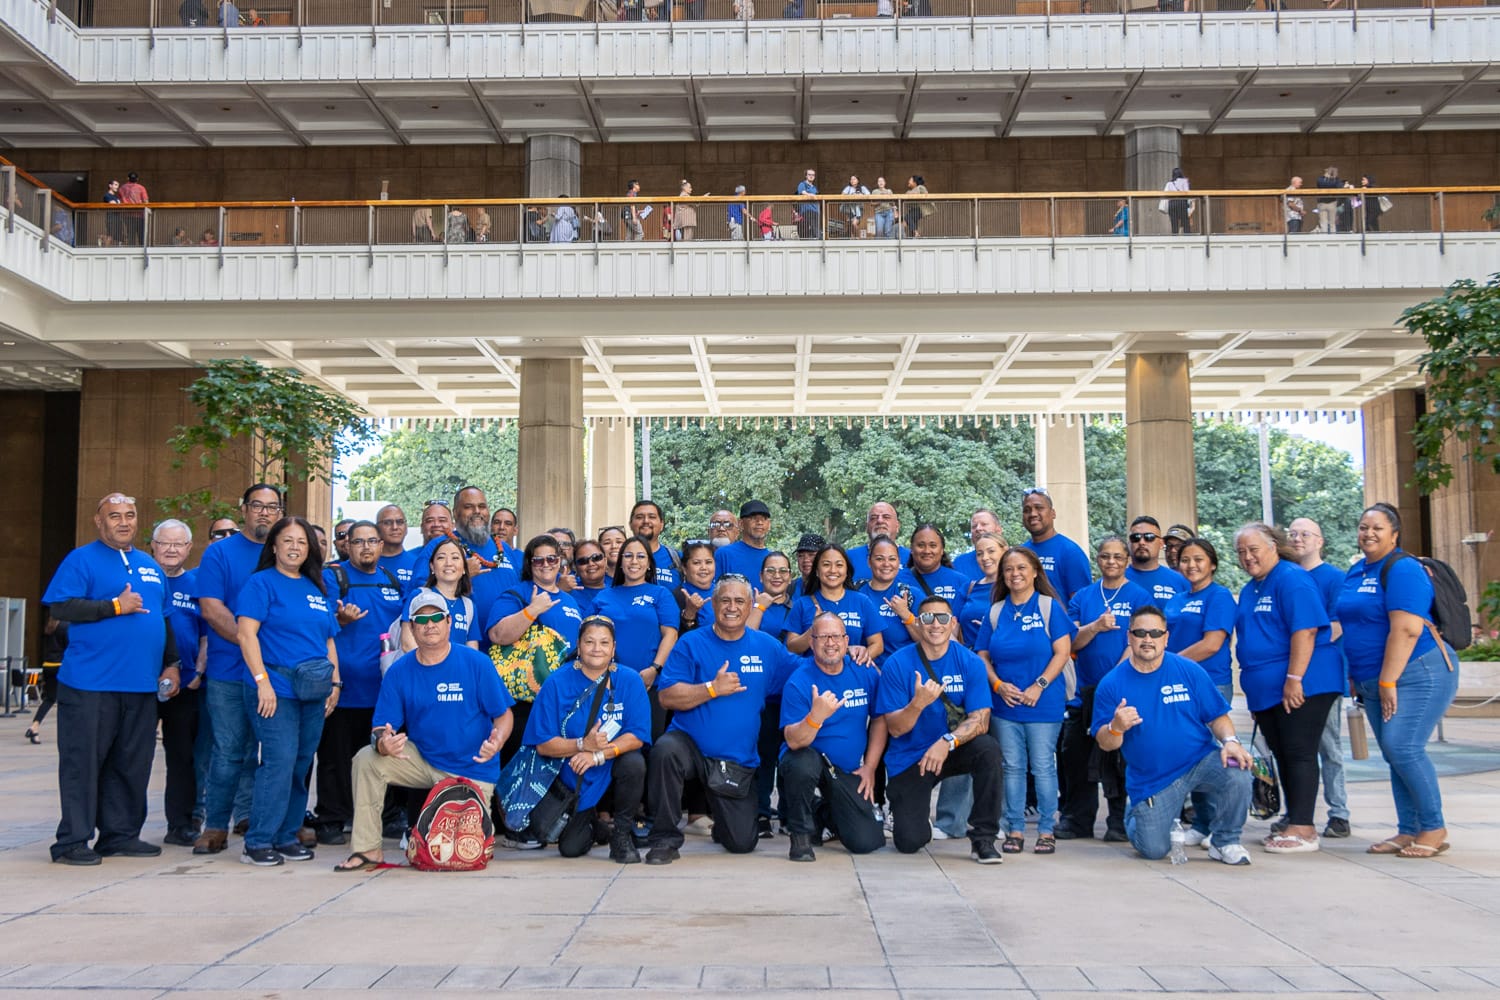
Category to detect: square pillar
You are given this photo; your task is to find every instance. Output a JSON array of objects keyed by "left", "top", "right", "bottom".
[
  {"left": 1124, "top": 126, "right": 1182, "bottom": 237},
  {"left": 1361, "top": 388, "right": 1427, "bottom": 554},
  {"left": 1430, "top": 413, "right": 1500, "bottom": 628},
  {"left": 517, "top": 357, "right": 585, "bottom": 540},
  {"left": 1125, "top": 351, "right": 1197, "bottom": 533},
  {"left": 527, "top": 134, "right": 582, "bottom": 199},
  {"left": 1035, "top": 417, "right": 1089, "bottom": 546},
  {"left": 588, "top": 419, "right": 636, "bottom": 539}
]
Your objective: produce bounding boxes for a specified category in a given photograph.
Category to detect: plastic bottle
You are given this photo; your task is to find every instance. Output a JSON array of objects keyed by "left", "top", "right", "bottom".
[
  {"left": 157, "top": 676, "right": 174, "bottom": 702},
  {"left": 1168, "top": 820, "right": 1188, "bottom": 865}
]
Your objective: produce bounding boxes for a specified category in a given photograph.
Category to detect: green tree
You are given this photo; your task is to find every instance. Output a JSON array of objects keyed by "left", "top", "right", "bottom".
[
  {"left": 162, "top": 357, "right": 375, "bottom": 521},
  {"left": 346, "top": 423, "right": 519, "bottom": 522}
]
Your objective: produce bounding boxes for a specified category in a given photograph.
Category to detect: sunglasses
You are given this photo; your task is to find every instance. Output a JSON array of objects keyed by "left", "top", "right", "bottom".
[
  {"left": 425, "top": 499, "right": 451, "bottom": 508},
  {"left": 1128, "top": 532, "right": 1159, "bottom": 543},
  {"left": 1129, "top": 628, "right": 1166, "bottom": 639},
  {"left": 1022, "top": 487, "right": 1049, "bottom": 498},
  {"left": 334, "top": 531, "right": 349, "bottom": 541},
  {"left": 531, "top": 555, "right": 560, "bottom": 566},
  {"left": 917, "top": 612, "right": 954, "bottom": 625},
  {"left": 412, "top": 612, "right": 448, "bottom": 625},
  {"left": 575, "top": 553, "right": 605, "bottom": 566},
  {"left": 209, "top": 528, "right": 236, "bottom": 539}
]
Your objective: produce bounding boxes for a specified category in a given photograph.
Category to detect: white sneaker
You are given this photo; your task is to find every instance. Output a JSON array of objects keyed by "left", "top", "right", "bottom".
[
  {"left": 930, "top": 828, "right": 951, "bottom": 841},
  {"left": 683, "top": 816, "right": 715, "bottom": 837},
  {"left": 1182, "top": 827, "right": 1211, "bottom": 849},
  {"left": 1208, "top": 842, "right": 1252, "bottom": 866}
]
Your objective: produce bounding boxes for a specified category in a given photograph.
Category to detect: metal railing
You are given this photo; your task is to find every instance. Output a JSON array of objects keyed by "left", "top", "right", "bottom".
[{"left": 37, "top": 0, "right": 1491, "bottom": 31}]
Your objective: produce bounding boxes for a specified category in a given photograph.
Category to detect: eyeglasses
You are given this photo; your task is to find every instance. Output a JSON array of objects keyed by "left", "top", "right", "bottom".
[
  {"left": 581, "top": 614, "right": 615, "bottom": 628},
  {"left": 531, "top": 555, "right": 560, "bottom": 567},
  {"left": 378, "top": 518, "right": 407, "bottom": 528},
  {"left": 411, "top": 612, "right": 448, "bottom": 625},
  {"left": 684, "top": 539, "right": 712, "bottom": 548},
  {"left": 1022, "top": 487, "right": 1049, "bottom": 498},
  {"left": 709, "top": 520, "right": 734, "bottom": 529},
  {"left": 209, "top": 528, "right": 236, "bottom": 539},
  {"left": 575, "top": 553, "right": 605, "bottom": 566},
  {"left": 1129, "top": 628, "right": 1166, "bottom": 639},
  {"left": 1128, "top": 532, "right": 1159, "bottom": 543},
  {"left": 246, "top": 501, "right": 284, "bottom": 514},
  {"left": 812, "top": 634, "right": 846, "bottom": 644},
  {"left": 1287, "top": 529, "right": 1322, "bottom": 541},
  {"left": 154, "top": 540, "right": 189, "bottom": 550},
  {"left": 763, "top": 567, "right": 791, "bottom": 576},
  {"left": 917, "top": 612, "right": 954, "bottom": 625},
  {"left": 348, "top": 537, "right": 381, "bottom": 547}
]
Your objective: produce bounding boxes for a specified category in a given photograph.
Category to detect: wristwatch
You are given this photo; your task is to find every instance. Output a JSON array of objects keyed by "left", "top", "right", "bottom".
[
  {"left": 1222, "top": 735, "right": 1241, "bottom": 744},
  {"left": 1034, "top": 676, "right": 1050, "bottom": 689},
  {"left": 942, "top": 733, "right": 958, "bottom": 750}
]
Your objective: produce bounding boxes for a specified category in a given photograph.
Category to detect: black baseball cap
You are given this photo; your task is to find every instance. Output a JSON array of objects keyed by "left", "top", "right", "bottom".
[{"left": 740, "top": 500, "right": 771, "bottom": 518}]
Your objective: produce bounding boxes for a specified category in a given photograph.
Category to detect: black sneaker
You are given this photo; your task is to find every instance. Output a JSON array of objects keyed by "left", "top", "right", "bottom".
[
  {"left": 241, "top": 847, "right": 284, "bottom": 867},
  {"left": 1102, "top": 828, "right": 1130, "bottom": 843},
  {"left": 644, "top": 845, "right": 679, "bottom": 866},
  {"left": 1053, "top": 824, "right": 1091, "bottom": 841},
  {"left": 382, "top": 820, "right": 408, "bottom": 839},
  {"left": 609, "top": 826, "right": 641, "bottom": 865},
  {"left": 498, "top": 830, "right": 544, "bottom": 851},
  {"left": 54, "top": 845, "right": 102, "bottom": 866},
  {"left": 788, "top": 834, "right": 816, "bottom": 862},
  {"left": 1323, "top": 817, "right": 1352, "bottom": 839},
  {"left": 315, "top": 824, "right": 348, "bottom": 846},
  {"left": 275, "top": 842, "right": 315, "bottom": 862},
  {"left": 757, "top": 815, "right": 774, "bottom": 839},
  {"left": 96, "top": 839, "right": 162, "bottom": 858},
  {"left": 970, "top": 839, "right": 1003, "bottom": 865},
  {"left": 593, "top": 818, "right": 612, "bottom": 847},
  {"left": 163, "top": 827, "right": 198, "bottom": 847}
]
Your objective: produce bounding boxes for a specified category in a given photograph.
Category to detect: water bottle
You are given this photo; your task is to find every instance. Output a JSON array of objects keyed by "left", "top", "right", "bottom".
[
  {"left": 1168, "top": 820, "right": 1188, "bottom": 865},
  {"left": 157, "top": 676, "right": 174, "bottom": 702}
]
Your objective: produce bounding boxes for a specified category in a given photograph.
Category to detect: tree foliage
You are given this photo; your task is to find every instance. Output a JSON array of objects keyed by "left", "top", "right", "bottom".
[
  {"left": 162, "top": 358, "right": 376, "bottom": 521},
  {"left": 1400, "top": 273, "right": 1500, "bottom": 492},
  {"left": 345, "top": 423, "right": 520, "bottom": 522}
]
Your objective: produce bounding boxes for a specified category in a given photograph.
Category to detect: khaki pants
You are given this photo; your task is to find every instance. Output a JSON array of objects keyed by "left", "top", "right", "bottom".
[{"left": 350, "top": 744, "right": 495, "bottom": 853}]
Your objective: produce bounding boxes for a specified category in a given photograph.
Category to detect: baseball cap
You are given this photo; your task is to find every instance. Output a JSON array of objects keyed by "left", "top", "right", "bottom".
[
  {"left": 407, "top": 588, "right": 448, "bottom": 619},
  {"left": 740, "top": 500, "right": 771, "bottom": 518},
  {"left": 795, "top": 532, "right": 826, "bottom": 553},
  {"left": 1165, "top": 524, "right": 1195, "bottom": 542}
]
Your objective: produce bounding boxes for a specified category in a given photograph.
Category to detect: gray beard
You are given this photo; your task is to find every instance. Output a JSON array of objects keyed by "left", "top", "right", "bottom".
[
  {"left": 456, "top": 522, "right": 489, "bottom": 549},
  {"left": 711, "top": 537, "right": 730, "bottom": 550},
  {"left": 250, "top": 523, "right": 270, "bottom": 542}
]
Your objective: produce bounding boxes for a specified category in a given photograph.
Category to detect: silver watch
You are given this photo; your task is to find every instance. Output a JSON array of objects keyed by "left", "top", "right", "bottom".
[{"left": 1222, "top": 735, "right": 1241, "bottom": 744}]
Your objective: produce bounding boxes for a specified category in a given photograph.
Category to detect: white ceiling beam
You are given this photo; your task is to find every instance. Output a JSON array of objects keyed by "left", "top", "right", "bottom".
[
  {"left": 879, "top": 334, "right": 922, "bottom": 409},
  {"left": 580, "top": 337, "right": 636, "bottom": 417},
  {"left": 962, "top": 333, "right": 1031, "bottom": 413},
  {"left": 1054, "top": 332, "right": 1138, "bottom": 406},
  {"left": 690, "top": 335, "right": 720, "bottom": 417}
]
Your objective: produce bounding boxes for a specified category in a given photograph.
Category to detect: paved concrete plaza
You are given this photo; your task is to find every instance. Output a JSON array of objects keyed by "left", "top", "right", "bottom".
[{"left": 1, "top": 706, "right": 1499, "bottom": 999}]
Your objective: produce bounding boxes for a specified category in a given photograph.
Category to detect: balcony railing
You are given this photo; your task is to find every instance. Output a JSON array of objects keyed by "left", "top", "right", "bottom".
[{"left": 35, "top": 0, "right": 1497, "bottom": 31}]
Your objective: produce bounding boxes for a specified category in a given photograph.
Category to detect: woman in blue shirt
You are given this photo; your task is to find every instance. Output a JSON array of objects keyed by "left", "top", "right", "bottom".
[
  {"left": 906, "top": 523, "right": 970, "bottom": 608},
  {"left": 520, "top": 616, "right": 650, "bottom": 863},
  {"left": 1165, "top": 537, "right": 1238, "bottom": 703},
  {"left": 674, "top": 540, "right": 717, "bottom": 634},
  {"left": 858, "top": 535, "right": 919, "bottom": 665},
  {"left": 975, "top": 547, "right": 1074, "bottom": 854},
  {"left": 1336, "top": 503, "right": 1459, "bottom": 859},
  {"left": 399, "top": 537, "right": 478, "bottom": 651},
  {"left": 956, "top": 532, "right": 1006, "bottom": 647},
  {"left": 569, "top": 539, "right": 611, "bottom": 618},
  {"left": 591, "top": 536, "right": 678, "bottom": 686},
  {"left": 786, "top": 544, "right": 883, "bottom": 665},
  {"left": 749, "top": 550, "right": 797, "bottom": 641},
  {"left": 237, "top": 516, "right": 340, "bottom": 867},
  {"left": 1233, "top": 521, "right": 1344, "bottom": 855}
]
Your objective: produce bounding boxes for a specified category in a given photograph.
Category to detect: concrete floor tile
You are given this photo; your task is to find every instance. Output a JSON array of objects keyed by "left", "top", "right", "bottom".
[
  {"left": 1209, "top": 966, "right": 1300, "bottom": 992},
  {"left": 1018, "top": 966, "right": 1094, "bottom": 991},
  {"left": 51, "top": 965, "right": 148, "bottom": 987},
  {"left": 634, "top": 966, "right": 702, "bottom": 988},
  {"left": 503, "top": 965, "right": 579, "bottom": 989},
  {"left": 439, "top": 965, "right": 516, "bottom": 989},
  {"left": 699, "top": 965, "right": 766, "bottom": 989},
  {"left": 0, "top": 963, "right": 88, "bottom": 986},
  {"left": 246, "top": 963, "right": 334, "bottom": 988},
  {"left": 236, "top": 915, "right": 576, "bottom": 964},
  {"left": 1459, "top": 968, "right": 1500, "bottom": 987},
  {"left": 567, "top": 964, "right": 640, "bottom": 987},
  {"left": 1393, "top": 968, "right": 1490, "bottom": 991},
  {"left": 310, "top": 964, "right": 396, "bottom": 989},
  {"left": 1080, "top": 966, "right": 1158, "bottom": 991},
  {"left": 892, "top": 965, "right": 1025, "bottom": 990},
  {"left": 176, "top": 964, "right": 272, "bottom": 989},
  {"left": 1145, "top": 966, "right": 1228, "bottom": 991},
  {"left": 117, "top": 964, "right": 205, "bottom": 988},
  {"left": 1271, "top": 966, "right": 1363, "bottom": 991},
  {"left": 372, "top": 964, "right": 456, "bottom": 990},
  {"left": 828, "top": 965, "right": 896, "bottom": 989},
  {"left": 765, "top": 964, "right": 830, "bottom": 989},
  {"left": 1, "top": 914, "right": 280, "bottom": 964},
  {"left": 562, "top": 915, "right": 883, "bottom": 966},
  {"left": 1334, "top": 967, "right": 1432, "bottom": 992}
]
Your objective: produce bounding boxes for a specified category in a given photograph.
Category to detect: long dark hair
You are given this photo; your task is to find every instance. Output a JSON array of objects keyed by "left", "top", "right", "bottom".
[
  {"left": 255, "top": 516, "right": 326, "bottom": 594},
  {"left": 423, "top": 536, "right": 473, "bottom": 598},
  {"left": 612, "top": 534, "right": 658, "bottom": 587},
  {"left": 519, "top": 534, "right": 561, "bottom": 584},
  {"left": 805, "top": 542, "right": 853, "bottom": 596},
  {"left": 991, "top": 546, "right": 1059, "bottom": 606}
]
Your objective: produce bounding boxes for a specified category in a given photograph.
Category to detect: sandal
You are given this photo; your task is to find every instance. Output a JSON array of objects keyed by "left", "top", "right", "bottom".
[
  {"left": 1263, "top": 834, "right": 1320, "bottom": 854},
  {"left": 334, "top": 851, "right": 382, "bottom": 872},
  {"left": 1396, "top": 841, "right": 1450, "bottom": 859},
  {"left": 1033, "top": 835, "right": 1056, "bottom": 855},
  {"left": 25, "top": 728, "right": 41, "bottom": 745},
  {"left": 1367, "top": 838, "right": 1412, "bottom": 855},
  {"left": 1001, "top": 835, "right": 1025, "bottom": 854}
]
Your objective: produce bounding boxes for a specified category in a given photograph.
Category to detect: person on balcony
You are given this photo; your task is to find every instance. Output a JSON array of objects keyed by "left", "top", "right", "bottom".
[
  {"left": 179, "top": 0, "right": 209, "bottom": 25},
  {"left": 1164, "top": 166, "right": 1192, "bottom": 235},
  {"left": 796, "top": 168, "right": 820, "bottom": 239}
]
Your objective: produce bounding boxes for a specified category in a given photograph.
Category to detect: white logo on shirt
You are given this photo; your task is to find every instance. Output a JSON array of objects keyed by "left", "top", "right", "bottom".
[
  {"left": 306, "top": 593, "right": 330, "bottom": 613},
  {"left": 1160, "top": 682, "right": 1191, "bottom": 705},
  {"left": 1019, "top": 611, "right": 1046, "bottom": 633},
  {"left": 1180, "top": 599, "right": 1204, "bottom": 615},
  {"left": 137, "top": 566, "right": 163, "bottom": 586},
  {"left": 436, "top": 680, "right": 465, "bottom": 703},
  {"left": 1357, "top": 574, "right": 1378, "bottom": 595},
  {"left": 631, "top": 594, "right": 656, "bottom": 608},
  {"left": 1253, "top": 595, "right": 1274, "bottom": 614},
  {"left": 739, "top": 653, "right": 765, "bottom": 675},
  {"left": 841, "top": 685, "right": 869, "bottom": 709}
]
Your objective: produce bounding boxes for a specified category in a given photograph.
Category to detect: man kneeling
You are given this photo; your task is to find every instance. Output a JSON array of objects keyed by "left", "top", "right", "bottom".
[
  {"left": 1092, "top": 606, "right": 1254, "bottom": 866},
  {"left": 778, "top": 613, "right": 887, "bottom": 861},
  {"left": 335, "top": 590, "right": 513, "bottom": 871}
]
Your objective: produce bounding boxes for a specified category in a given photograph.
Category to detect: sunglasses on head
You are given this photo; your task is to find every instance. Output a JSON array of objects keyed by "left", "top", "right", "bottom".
[
  {"left": 425, "top": 499, "right": 451, "bottom": 508},
  {"left": 1128, "top": 532, "right": 1159, "bottom": 543},
  {"left": 1129, "top": 628, "right": 1166, "bottom": 639},
  {"left": 917, "top": 612, "right": 953, "bottom": 625},
  {"left": 1022, "top": 487, "right": 1049, "bottom": 498},
  {"left": 412, "top": 611, "right": 448, "bottom": 625}
]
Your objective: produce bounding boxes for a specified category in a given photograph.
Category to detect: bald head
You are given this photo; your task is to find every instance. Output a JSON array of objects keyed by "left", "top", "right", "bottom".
[{"left": 1288, "top": 517, "right": 1325, "bottom": 567}]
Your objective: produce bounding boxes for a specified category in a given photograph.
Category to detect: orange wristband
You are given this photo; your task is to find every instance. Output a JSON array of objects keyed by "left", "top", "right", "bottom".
[
  {"left": 521, "top": 608, "right": 536, "bottom": 622},
  {"left": 1107, "top": 726, "right": 1123, "bottom": 737},
  {"left": 1378, "top": 680, "right": 1397, "bottom": 689},
  {"left": 112, "top": 598, "right": 122, "bottom": 616},
  {"left": 804, "top": 714, "right": 822, "bottom": 730}
]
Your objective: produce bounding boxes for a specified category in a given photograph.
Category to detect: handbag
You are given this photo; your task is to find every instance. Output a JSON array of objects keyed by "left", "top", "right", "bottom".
[
  {"left": 269, "top": 657, "right": 334, "bottom": 702},
  {"left": 1157, "top": 199, "right": 1169, "bottom": 214},
  {"left": 1377, "top": 195, "right": 1394, "bottom": 214},
  {"left": 489, "top": 623, "right": 569, "bottom": 703},
  {"left": 705, "top": 756, "right": 756, "bottom": 799},
  {"left": 1247, "top": 723, "right": 1282, "bottom": 821},
  {"left": 496, "top": 671, "right": 611, "bottom": 835}
]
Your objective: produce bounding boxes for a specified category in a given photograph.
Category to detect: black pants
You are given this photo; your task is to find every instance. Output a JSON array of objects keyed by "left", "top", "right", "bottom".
[
  {"left": 1168, "top": 199, "right": 1191, "bottom": 234},
  {"left": 551, "top": 750, "right": 646, "bottom": 857},
  {"left": 777, "top": 747, "right": 885, "bottom": 855},
  {"left": 646, "top": 730, "right": 759, "bottom": 854},
  {"left": 500, "top": 700, "right": 533, "bottom": 765},
  {"left": 886, "top": 734, "right": 1003, "bottom": 853},
  {"left": 1059, "top": 686, "right": 1125, "bottom": 835},
  {"left": 30, "top": 665, "right": 60, "bottom": 727},
  {"left": 798, "top": 209, "right": 820, "bottom": 239},
  {"left": 1287, "top": 218, "right": 1303, "bottom": 234},
  {"left": 756, "top": 698, "right": 782, "bottom": 819},
  {"left": 314, "top": 704, "right": 374, "bottom": 828},
  {"left": 1255, "top": 691, "right": 1339, "bottom": 827},
  {"left": 52, "top": 684, "right": 157, "bottom": 859},
  {"left": 157, "top": 686, "right": 200, "bottom": 833}
]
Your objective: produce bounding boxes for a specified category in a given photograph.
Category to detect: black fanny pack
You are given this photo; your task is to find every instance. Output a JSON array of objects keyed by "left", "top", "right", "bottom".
[
  {"left": 705, "top": 757, "right": 755, "bottom": 799},
  {"left": 269, "top": 657, "right": 334, "bottom": 702}
]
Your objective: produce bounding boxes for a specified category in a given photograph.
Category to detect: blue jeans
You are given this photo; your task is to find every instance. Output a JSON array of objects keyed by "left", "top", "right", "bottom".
[
  {"left": 996, "top": 718, "right": 1060, "bottom": 836},
  {"left": 1355, "top": 646, "right": 1458, "bottom": 835},
  {"left": 934, "top": 717, "right": 999, "bottom": 837},
  {"left": 1319, "top": 698, "right": 1349, "bottom": 821},
  {"left": 243, "top": 686, "right": 327, "bottom": 851},
  {"left": 874, "top": 209, "right": 894, "bottom": 239},
  {"left": 1126, "top": 747, "right": 1253, "bottom": 859},
  {"left": 202, "top": 678, "right": 257, "bottom": 830}
]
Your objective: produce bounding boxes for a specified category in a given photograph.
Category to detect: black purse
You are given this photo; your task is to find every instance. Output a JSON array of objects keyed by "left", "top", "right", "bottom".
[
  {"left": 916, "top": 646, "right": 967, "bottom": 731},
  {"left": 704, "top": 757, "right": 756, "bottom": 799}
]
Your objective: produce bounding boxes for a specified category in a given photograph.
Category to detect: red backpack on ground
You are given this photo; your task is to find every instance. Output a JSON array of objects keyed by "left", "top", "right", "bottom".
[{"left": 406, "top": 777, "right": 495, "bottom": 872}]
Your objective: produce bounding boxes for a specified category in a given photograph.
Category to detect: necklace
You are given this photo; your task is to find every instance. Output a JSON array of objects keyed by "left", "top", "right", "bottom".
[{"left": 1100, "top": 580, "right": 1123, "bottom": 604}]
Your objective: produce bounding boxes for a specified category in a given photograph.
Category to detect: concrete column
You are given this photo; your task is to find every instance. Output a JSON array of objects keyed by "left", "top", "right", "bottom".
[
  {"left": 1430, "top": 431, "right": 1500, "bottom": 628},
  {"left": 1361, "top": 388, "right": 1427, "bottom": 554},
  {"left": 1125, "top": 125, "right": 1182, "bottom": 237},
  {"left": 587, "top": 419, "right": 636, "bottom": 538},
  {"left": 1034, "top": 417, "right": 1090, "bottom": 546},
  {"left": 1124, "top": 352, "right": 1197, "bottom": 532},
  {"left": 517, "top": 357, "right": 585, "bottom": 540},
  {"left": 526, "top": 134, "right": 582, "bottom": 199}
]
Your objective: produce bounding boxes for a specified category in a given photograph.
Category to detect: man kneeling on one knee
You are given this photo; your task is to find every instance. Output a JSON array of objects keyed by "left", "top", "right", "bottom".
[
  {"left": 778, "top": 613, "right": 888, "bottom": 861},
  {"left": 336, "top": 590, "right": 514, "bottom": 871},
  {"left": 1092, "top": 606, "right": 1255, "bottom": 866}
]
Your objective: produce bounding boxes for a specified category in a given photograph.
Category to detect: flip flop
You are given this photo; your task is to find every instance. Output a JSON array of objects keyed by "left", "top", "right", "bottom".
[
  {"left": 1366, "top": 838, "right": 1410, "bottom": 855},
  {"left": 1396, "top": 841, "right": 1450, "bottom": 859},
  {"left": 1263, "top": 834, "right": 1320, "bottom": 854},
  {"left": 334, "top": 851, "right": 382, "bottom": 872},
  {"left": 1001, "top": 835, "right": 1025, "bottom": 854}
]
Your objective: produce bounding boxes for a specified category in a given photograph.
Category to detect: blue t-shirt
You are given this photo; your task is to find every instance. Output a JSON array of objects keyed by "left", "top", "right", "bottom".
[
  {"left": 714, "top": 541, "right": 773, "bottom": 583},
  {"left": 1024, "top": 534, "right": 1094, "bottom": 602},
  {"left": 678, "top": 583, "right": 717, "bottom": 631},
  {"left": 374, "top": 644, "right": 514, "bottom": 784},
  {"left": 858, "top": 576, "right": 918, "bottom": 665},
  {"left": 194, "top": 532, "right": 264, "bottom": 682},
  {"left": 487, "top": 585, "right": 582, "bottom": 653},
  {"left": 1067, "top": 579, "right": 1154, "bottom": 690},
  {"left": 43, "top": 541, "right": 170, "bottom": 693},
  {"left": 1164, "top": 582, "right": 1238, "bottom": 687},
  {"left": 1234, "top": 560, "right": 1343, "bottom": 712},
  {"left": 845, "top": 543, "right": 910, "bottom": 585},
  {"left": 571, "top": 584, "right": 608, "bottom": 619},
  {"left": 660, "top": 626, "right": 799, "bottom": 768},
  {"left": 236, "top": 570, "right": 339, "bottom": 699},
  {"left": 379, "top": 549, "right": 418, "bottom": 589},
  {"left": 1126, "top": 564, "right": 1191, "bottom": 605},
  {"left": 757, "top": 599, "right": 794, "bottom": 641},
  {"left": 779, "top": 657, "right": 881, "bottom": 772},
  {"left": 325, "top": 565, "right": 406, "bottom": 708},
  {"left": 650, "top": 543, "right": 680, "bottom": 589},
  {"left": 403, "top": 535, "right": 504, "bottom": 600},
  {"left": 522, "top": 665, "right": 652, "bottom": 810},
  {"left": 1336, "top": 551, "right": 1439, "bottom": 683},
  {"left": 787, "top": 589, "right": 881, "bottom": 649},
  {"left": 955, "top": 578, "right": 994, "bottom": 648},
  {"left": 163, "top": 569, "right": 203, "bottom": 687},
  {"left": 1092, "top": 652, "right": 1230, "bottom": 804},
  {"left": 591, "top": 583, "right": 679, "bottom": 672},
  {"left": 905, "top": 564, "right": 970, "bottom": 606},
  {"left": 975, "top": 592, "right": 1076, "bottom": 723},
  {"left": 876, "top": 642, "right": 991, "bottom": 778},
  {"left": 1307, "top": 562, "right": 1344, "bottom": 622},
  {"left": 952, "top": 550, "right": 985, "bottom": 583},
  {"left": 468, "top": 567, "right": 519, "bottom": 650}
]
